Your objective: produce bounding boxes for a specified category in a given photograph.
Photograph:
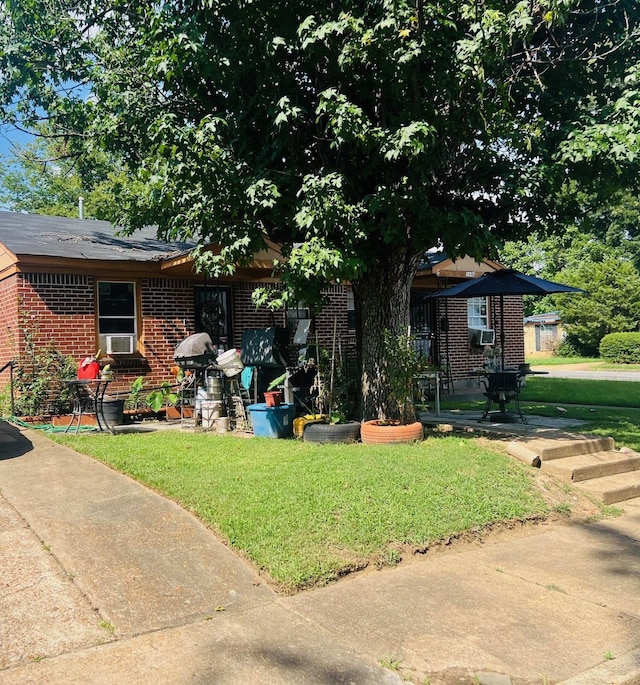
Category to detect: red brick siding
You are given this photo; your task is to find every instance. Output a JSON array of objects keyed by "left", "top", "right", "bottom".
[
  {"left": 435, "top": 296, "right": 524, "bottom": 380},
  {"left": 18, "top": 274, "right": 97, "bottom": 360},
  {"left": 315, "top": 286, "right": 350, "bottom": 348},
  {"left": 500, "top": 296, "right": 525, "bottom": 368},
  {"left": 2, "top": 272, "right": 526, "bottom": 399},
  {"left": 232, "top": 282, "right": 287, "bottom": 344},
  {"left": 0, "top": 274, "right": 20, "bottom": 373},
  {"left": 131, "top": 277, "right": 195, "bottom": 389},
  {"left": 232, "top": 282, "right": 349, "bottom": 351}
]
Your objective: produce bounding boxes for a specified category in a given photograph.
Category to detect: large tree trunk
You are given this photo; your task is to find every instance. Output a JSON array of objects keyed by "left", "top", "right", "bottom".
[{"left": 353, "top": 244, "right": 422, "bottom": 422}]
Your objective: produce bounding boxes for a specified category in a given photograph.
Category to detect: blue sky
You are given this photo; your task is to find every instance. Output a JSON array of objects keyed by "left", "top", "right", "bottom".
[
  {"left": 0, "top": 124, "right": 35, "bottom": 210},
  {"left": 0, "top": 123, "right": 34, "bottom": 161}
]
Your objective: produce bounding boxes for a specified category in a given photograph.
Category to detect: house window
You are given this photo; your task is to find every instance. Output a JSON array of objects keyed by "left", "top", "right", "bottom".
[
  {"left": 97, "top": 281, "right": 137, "bottom": 354},
  {"left": 467, "top": 297, "right": 489, "bottom": 329},
  {"left": 286, "top": 302, "right": 311, "bottom": 335},
  {"left": 347, "top": 290, "right": 356, "bottom": 331}
]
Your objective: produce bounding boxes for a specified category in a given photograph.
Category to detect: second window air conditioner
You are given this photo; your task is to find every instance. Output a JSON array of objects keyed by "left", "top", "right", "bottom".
[{"left": 105, "top": 335, "right": 135, "bottom": 355}]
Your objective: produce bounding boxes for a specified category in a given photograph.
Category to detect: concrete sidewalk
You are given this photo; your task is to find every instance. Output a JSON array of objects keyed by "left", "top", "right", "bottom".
[{"left": 1, "top": 420, "right": 640, "bottom": 684}]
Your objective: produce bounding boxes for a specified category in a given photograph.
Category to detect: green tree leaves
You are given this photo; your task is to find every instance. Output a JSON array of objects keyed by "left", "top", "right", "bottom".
[{"left": 556, "top": 259, "right": 640, "bottom": 356}]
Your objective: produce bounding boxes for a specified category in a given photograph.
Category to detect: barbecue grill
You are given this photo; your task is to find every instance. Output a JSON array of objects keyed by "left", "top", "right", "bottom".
[{"left": 174, "top": 332, "right": 218, "bottom": 370}]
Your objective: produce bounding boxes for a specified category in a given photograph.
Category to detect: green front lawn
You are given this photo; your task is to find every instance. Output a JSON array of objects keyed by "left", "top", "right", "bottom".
[
  {"left": 520, "top": 376, "right": 640, "bottom": 408},
  {"left": 52, "top": 432, "right": 547, "bottom": 593},
  {"left": 50, "top": 375, "right": 638, "bottom": 593}
]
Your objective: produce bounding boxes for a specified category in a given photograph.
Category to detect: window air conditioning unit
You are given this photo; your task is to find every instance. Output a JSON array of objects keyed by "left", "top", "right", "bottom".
[
  {"left": 105, "top": 335, "right": 135, "bottom": 355},
  {"left": 469, "top": 328, "right": 495, "bottom": 346}
]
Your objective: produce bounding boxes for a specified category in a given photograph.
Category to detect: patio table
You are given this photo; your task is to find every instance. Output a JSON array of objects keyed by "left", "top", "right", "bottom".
[
  {"left": 64, "top": 379, "right": 113, "bottom": 434},
  {"left": 478, "top": 368, "right": 548, "bottom": 423}
]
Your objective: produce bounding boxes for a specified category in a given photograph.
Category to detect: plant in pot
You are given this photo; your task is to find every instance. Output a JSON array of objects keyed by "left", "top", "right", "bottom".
[
  {"left": 124, "top": 376, "right": 154, "bottom": 422},
  {"left": 302, "top": 348, "right": 361, "bottom": 444},
  {"left": 264, "top": 372, "right": 286, "bottom": 407},
  {"left": 360, "top": 330, "right": 427, "bottom": 445},
  {"left": 147, "top": 382, "right": 179, "bottom": 417}
]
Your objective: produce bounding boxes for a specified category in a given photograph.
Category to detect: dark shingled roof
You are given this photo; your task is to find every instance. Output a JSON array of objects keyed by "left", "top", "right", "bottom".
[{"left": 0, "top": 211, "right": 197, "bottom": 262}]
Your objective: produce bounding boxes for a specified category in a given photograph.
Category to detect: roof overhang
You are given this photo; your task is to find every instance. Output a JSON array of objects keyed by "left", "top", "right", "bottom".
[
  {"left": 0, "top": 236, "right": 285, "bottom": 283},
  {"left": 413, "top": 255, "right": 504, "bottom": 288},
  {"left": 159, "top": 238, "right": 284, "bottom": 280}
]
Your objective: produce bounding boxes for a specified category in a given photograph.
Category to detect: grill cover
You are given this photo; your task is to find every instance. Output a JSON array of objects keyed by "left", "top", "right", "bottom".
[{"left": 174, "top": 333, "right": 217, "bottom": 369}]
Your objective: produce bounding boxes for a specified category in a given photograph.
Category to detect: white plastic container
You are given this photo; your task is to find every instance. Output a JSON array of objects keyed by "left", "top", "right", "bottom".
[
  {"left": 216, "top": 348, "right": 244, "bottom": 377},
  {"left": 201, "top": 400, "right": 224, "bottom": 430},
  {"left": 195, "top": 386, "right": 207, "bottom": 412}
]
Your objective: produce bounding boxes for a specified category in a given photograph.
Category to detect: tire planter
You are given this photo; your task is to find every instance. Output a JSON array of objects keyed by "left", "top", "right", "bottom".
[
  {"left": 360, "top": 420, "right": 424, "bottom": 445},
  {"left": 303, "top": 421, "right": 361, "bottom": 444}
]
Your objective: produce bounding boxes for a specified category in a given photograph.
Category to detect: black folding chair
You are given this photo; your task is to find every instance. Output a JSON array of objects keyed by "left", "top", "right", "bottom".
[{"left": 479, "top": 371, "right": 526, "bottom": 424}]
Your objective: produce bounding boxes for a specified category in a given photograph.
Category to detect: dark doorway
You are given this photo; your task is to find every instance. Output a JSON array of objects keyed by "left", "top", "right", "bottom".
[{"left": 194, "top": 286, "right": 233, "bottom": 349}]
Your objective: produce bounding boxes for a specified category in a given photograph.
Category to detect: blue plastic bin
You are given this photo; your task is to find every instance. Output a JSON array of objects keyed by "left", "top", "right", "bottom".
[{"left": 248, "top": 403, "right": 296, "bottom": 438}]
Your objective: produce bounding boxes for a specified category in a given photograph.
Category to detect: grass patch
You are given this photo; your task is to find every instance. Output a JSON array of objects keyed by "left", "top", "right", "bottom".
[
  {"left": 526, "top": 355, "right": 640, "bottom": 371},
  {"left": 526, "top": 356, "right": 600, "bottom": 366},
  {"left": 51, "top": 432, "right": 547, "bottom": 592},
  {"left": 521, "top": 403, "right": 640, "bottom": 452},
  {"left": 520, "top": 376, "right": 640, "bottom": 408}
]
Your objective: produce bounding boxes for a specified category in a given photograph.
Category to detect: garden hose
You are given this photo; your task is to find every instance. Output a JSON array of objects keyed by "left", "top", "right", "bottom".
[{"left": 4, "top": 416, "right": 97, "bottom": 433}]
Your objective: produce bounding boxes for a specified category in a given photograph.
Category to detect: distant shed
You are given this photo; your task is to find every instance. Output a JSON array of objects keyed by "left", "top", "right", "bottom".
[{"left": 524, "top": 312, "right": 564, "bottom": 356}]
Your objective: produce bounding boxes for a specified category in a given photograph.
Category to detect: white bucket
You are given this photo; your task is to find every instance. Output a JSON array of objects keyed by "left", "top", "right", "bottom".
[
  {"left": 216, "top": 416, "right": 230, "bottom": 434},
  {"left": 195, "top": 387, "right": 207, "bottom": 412},
  {"left": 201, "top": 400, "right": 224, "bottom": 429},
  {"left": 216, "top": 348, "right": 244, "bottom": 377}
]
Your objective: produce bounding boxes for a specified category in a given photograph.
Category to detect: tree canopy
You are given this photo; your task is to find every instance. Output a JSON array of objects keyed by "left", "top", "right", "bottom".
[
  {"left": 501, "top": 189, "right": 640, "bottom": 355},
  {"left": 0, "top": 138, "right": 124, "bottom": 218},
  {"left": 556, "top": 258, "right": 640, "bottom": 356},
  {"left": 1, "top": 0, "right": 639, "bottom": 417}
]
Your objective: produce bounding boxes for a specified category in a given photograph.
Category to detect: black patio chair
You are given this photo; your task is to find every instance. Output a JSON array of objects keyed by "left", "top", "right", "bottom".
[{"left": 479, "top": 371, "right": 527, "bottom": 424}]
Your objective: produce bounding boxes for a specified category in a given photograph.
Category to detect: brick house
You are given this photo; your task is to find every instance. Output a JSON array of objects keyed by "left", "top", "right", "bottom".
[{"left": 0, "top": 211, "right": 524, "bottom": 404}]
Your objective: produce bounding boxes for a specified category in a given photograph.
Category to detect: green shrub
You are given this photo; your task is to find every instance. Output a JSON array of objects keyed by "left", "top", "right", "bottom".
[
  {"left": 599, "top": 332, "right": 640, "bottom": 364},
  {"left": 12, "top": 323, "right": 77, "bottom": 417},
  {"left": 556, "top": 337, "right": 583, "bottom": 357}
]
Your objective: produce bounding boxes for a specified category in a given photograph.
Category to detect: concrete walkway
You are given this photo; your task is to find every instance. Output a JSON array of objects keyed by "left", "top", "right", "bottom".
[{"left": 1, "top": 420, "right": 640, "bottom": 684}]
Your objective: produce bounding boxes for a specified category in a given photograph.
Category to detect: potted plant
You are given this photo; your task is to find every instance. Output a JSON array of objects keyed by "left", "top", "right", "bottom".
[
  {"left": 147, "top": 382, "right": 179, "bottom": 414},
  {"left": 100, "top": 363, "right": 114, "bottom": 381},
  {"left": 360, "top": 330, "right": 426, "bottom": 444},
  {"left": 123, "top": 376, "right": 155, "bottom": 422},
  {"left": 264, "top": 372, "right": 286, "bottom": 407},
  {"left": 99, "top": 393, "right": 125, "bottom": 426}
]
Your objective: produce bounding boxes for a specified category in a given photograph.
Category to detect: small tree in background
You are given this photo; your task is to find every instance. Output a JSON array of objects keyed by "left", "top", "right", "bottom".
[
  {"left": 0, "top": 138, "right": 124, "bottom": 220},
  {"left": 555, "top": 259, "right": 640, "bottom": 357}
]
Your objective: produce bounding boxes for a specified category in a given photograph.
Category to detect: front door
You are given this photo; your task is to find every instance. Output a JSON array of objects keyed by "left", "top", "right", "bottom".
[{"left": 194, "top": 286, "right": 233, "bottom": 349}]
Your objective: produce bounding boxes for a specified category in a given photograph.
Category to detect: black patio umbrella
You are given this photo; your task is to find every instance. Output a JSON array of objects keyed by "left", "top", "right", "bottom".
[{"left": 433, "top": 269, "right": 585, "bottom": 370}]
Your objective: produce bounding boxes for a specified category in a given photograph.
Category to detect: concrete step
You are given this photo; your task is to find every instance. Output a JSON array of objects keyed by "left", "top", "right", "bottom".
[
  {"left": 507, "top": 433, "right": 615, "bottom": 467},
  {"left": 535, "top": 435, "right": 615, "bottom": 461},
  {"left": 573, "top": 471, "right": 640, "bottom": 505},
  {"left": 541, "top": 450, "right": 640, "bottom": 483}
]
